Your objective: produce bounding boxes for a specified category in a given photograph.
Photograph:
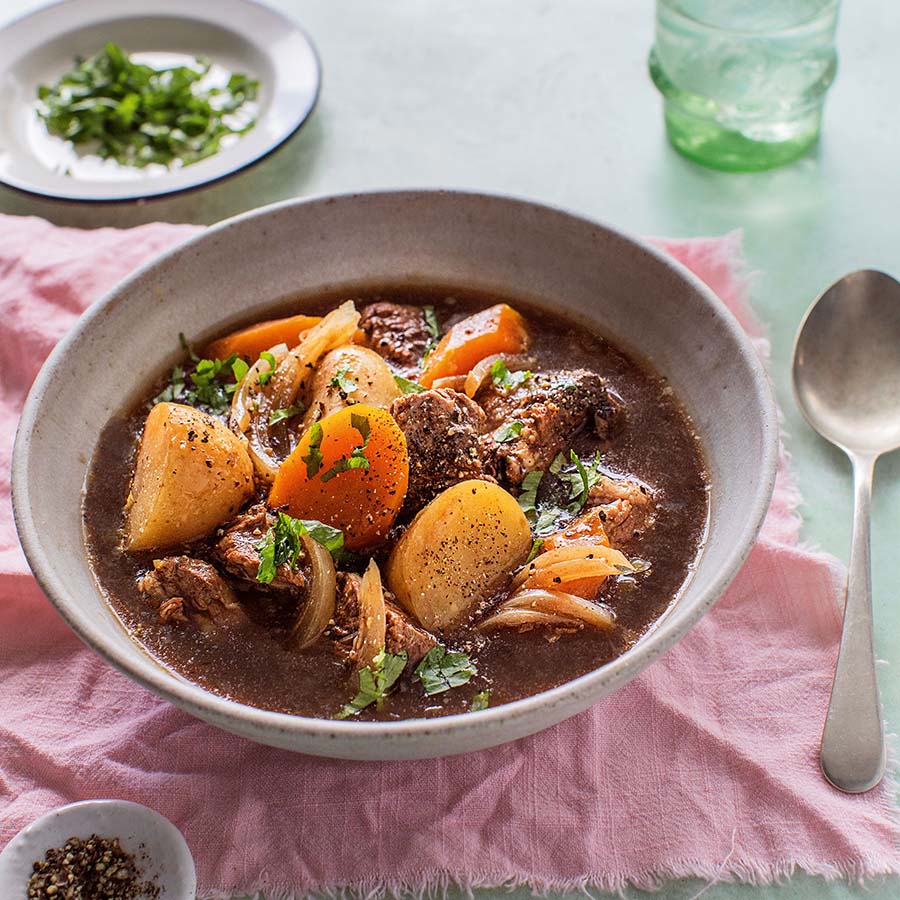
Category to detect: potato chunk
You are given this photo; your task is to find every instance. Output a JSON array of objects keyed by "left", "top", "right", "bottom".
[
  {"left": 125, "top": 402, "right": 254, "bottom": 550},
  {"left": 303, "top": 345, "right": 402, "bottom": 428},
  {"left": 386, "top": 480, "right": 532, "bottom": 631}
]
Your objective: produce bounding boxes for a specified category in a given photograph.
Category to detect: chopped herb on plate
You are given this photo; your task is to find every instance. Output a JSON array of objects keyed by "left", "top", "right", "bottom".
[{"left": 36, "top": 42, "right": 259, "bottom": 169}]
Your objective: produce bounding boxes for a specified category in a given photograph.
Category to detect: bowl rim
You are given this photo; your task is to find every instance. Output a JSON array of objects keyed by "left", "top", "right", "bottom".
[{"left": 11, "top": 188, "right": 779, "bottom": 749}]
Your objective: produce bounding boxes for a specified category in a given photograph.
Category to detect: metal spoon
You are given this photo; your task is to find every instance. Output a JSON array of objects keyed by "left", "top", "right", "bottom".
[{"left": 792, "top": 269, "right": 900, "bottom": 793}]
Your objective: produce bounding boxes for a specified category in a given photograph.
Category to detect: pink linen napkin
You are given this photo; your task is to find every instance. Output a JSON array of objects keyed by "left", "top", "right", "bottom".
[{"left": 1, "top": 216, "right": 898, "bottom": 898}]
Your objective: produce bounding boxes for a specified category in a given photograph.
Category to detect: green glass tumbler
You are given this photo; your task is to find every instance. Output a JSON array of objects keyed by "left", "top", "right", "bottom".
[{"left": 649, "top": 1, "right": 839, "bottom": 172}]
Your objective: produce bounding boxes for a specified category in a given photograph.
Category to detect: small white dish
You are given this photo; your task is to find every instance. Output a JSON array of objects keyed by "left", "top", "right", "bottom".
[
  {"left": 0, "top": 800, "right": 196, "bottom": 900},
  {"left": 0, "top": 0, "right": 321, "bottom": 202}
]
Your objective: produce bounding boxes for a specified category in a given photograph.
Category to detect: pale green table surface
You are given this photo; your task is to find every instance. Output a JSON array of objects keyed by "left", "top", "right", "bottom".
[{"left": 2, "top": 1, "right": 897, "bottom": 897}]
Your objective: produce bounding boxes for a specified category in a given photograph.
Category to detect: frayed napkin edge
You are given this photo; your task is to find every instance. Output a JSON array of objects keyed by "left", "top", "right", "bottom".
[{"left": 195, "top": 843, "right": 900, "bottom": 900}]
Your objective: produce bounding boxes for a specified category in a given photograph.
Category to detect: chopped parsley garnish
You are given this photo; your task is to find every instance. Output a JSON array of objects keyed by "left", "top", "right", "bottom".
[
  {"left": 553, "top": 449, "right": 605, "bottom": 506},
  {"left": 470, "top": 690, "right": 491, "bottom": 711},
  {"left": 36, "top": 43, "right": 259, "bottom": 169},
  {"left": 329, "top": 367, "right": 358, "bottom": 396},
  {"left": 319, "top": 413, "right": 371, "bottom": 483},
  {"left": 195, "top": 355, "right": 247, "bottom": 412},
  {"left": 152, "top": 364, "right": 185, "bottom": 405},
  {"left": 493, "top": 421, "right": 523, "bottom": 443},
  {"left": 421, "top": 305, "right": 441, "bottom": 361},
  {"left": 152, "top": 337, "right": 246, "bottom": 414},
  {"left": 394, "top": 375, "right": 426, "bottom": 394},
  {"left": 257, "top": 351, "right": 277, "bottom": 386},
  {"left": 414, "top": 646, "right": 477, "bottom": 696},
  {"left": 423, "top": 306, "right": 441, "bottom": 340},
  {"left": 517, "top": 471, "right": 544, "bottom": 520},
  {"left": 179, "top": 331, "right": 199, "bottom": 361},
  {"left": 518, "top": 450, "right": 607, "bottom": 537},
  {"left": 335, "top": 648, "right": 408, "bottom": 719},
  {"left": 301, "top": 422, "right": 324, "bottom": 477},
  {"left": 269, "top": 404, "right": 305, "bottom": 426},
  {"left": 490, "top": 359, "right": 531, "bottom": 391},
  {"left": 524, "top": 538, "right": 544, "bottom": 565},
  {"left": 255, "top": 510, "right": 347, "bottom": 583},
  {"left": 302, "top": 520, "right": 349, "bottom": 560},
  {"left": 231, "top": 357, "right": 250, "bottom": 385}
]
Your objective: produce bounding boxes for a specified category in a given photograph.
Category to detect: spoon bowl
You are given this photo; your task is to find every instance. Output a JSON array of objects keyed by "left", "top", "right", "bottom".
[
  {"left": 794, "top": 270, "right": 900, "bottom": 454},
  {"left": 792, "top": 268, "right": 900, "bottom": 793}
]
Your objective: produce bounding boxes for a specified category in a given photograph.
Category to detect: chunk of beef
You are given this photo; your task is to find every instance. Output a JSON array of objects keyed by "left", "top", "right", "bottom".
[
  {"left": 330, "top": 571, "right": 361, "bottom": 653},
  {"left": 137, "top": 556, "right": 246, "bottom": 632},
  {"left": 214, "top": 503, "right": 307, "bottom": 597},
  {"left": 385, "top": 602, "right": 438, "bottom": 668},
  {"left": 587, "top": 476, "right": 655, "bottom": 547},
  {"left": 390, "top": 388, "right": 493, "bottom": 512},
  {"left": 330, "top": 571, "right": 437, "bottom": 668},
  {"left": 478, "top": 369, "right": 621, "bottom": 484},
  {"left": 359, "top": 302, "right": 433, "bottom": 375}
]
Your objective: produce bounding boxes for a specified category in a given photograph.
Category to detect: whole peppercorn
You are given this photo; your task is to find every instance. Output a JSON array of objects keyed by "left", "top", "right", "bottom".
[{"left": 27, "top": 835, "right": 160, "bottom": 900}]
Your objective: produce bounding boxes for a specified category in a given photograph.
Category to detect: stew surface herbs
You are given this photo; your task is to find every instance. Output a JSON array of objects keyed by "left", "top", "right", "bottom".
[{"left": 83, "top": 288, "right": 709, "bottom": 720}]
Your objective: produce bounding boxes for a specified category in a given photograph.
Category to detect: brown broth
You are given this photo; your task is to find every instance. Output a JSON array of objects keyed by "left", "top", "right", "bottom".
[{"left": 82, "top": 287, "right": 709, "bottom": 720}]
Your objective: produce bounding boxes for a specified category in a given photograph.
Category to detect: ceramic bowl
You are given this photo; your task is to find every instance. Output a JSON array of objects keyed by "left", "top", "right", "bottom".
[
  {"left": 12, "top": 190, "right": 778, "bottom": 759},
  {"left": 0, "top": 800, "right": 195, "bottom": 899}
]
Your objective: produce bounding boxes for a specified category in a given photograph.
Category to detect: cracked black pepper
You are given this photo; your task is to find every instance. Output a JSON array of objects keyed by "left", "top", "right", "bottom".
[{"left": 27, "top": 834, "right": 160, "bottom": 900}]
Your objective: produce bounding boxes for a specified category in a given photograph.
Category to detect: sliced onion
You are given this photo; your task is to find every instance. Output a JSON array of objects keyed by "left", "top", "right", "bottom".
[
  {"left": 229, "top": 344, "right": 290, "bottom": 481},
  {"left": 230, "top": 343, "right": 288, "bottom": 433},
  {"left": 229, "top": 301, "right": 360, "bottom": 482},
  {"left": 514, "top": 558, "right": 621, "bottom": 592},
  {"left": 510, "top": 543, "right": 633, "bottom": 591},
  {"left": 479, "top": 588, "right": 615, "bottom": 632},
  {"left": 431, "top": 375, "right": 468, "bottom": 391},
  {"left": 464, "top": 352, "right": 536, "bottom": 398},
  {"left": 266, "top": 300, "right": 360, "bottom": 411},
  {"left": 353, "top": 559, "right": 386, "bottom": 670},
  {"left": 289, "top": 535, "right": 337, "bottom": 650},
  {"left": 532, "top": 543, "right": 632, "bottom": 569},
  {"left": 502, "top": 588, "right": 615, "bottom": 629},
  {"left": 478, "top": 608, "right": 581, "bottom": 631}
]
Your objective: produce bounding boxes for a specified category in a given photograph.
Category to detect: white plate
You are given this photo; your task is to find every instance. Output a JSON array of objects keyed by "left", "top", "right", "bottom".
[
  {"left": 0, "top": 0, "right": 321, "bottom": 202},
  {"left": 0, "top": 800, "right": 196, "bottom": 899}
]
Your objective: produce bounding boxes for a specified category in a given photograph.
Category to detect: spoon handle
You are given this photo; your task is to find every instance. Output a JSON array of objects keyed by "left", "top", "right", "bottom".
[{"left": 820, "top": 453, "right": 885, "bottom": 793}]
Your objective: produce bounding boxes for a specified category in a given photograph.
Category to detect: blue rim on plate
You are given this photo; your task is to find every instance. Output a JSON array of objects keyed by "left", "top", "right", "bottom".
[{"left": 0, "top": 0, "right": 321, "bottom": 203}]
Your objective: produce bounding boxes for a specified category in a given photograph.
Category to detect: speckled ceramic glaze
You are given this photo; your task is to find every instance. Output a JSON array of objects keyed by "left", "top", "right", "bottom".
[{"left": 12, "top": 191, "right": 778, "bottom": 759}]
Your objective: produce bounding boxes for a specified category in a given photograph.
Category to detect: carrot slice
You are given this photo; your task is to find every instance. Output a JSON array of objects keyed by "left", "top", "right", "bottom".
[
  {"left": 204, "top": 313, "right": 322, "bottom": 362},
  {"left": 420, "top": 303, "right": 529, "bottom": 388},
  {"left": 540, "top": 512, "right": 615, "bottom": 598},
  {"left": 269, "top": 404, "right": 409, "bottom": 551},
  {"left": 542, "top": 508, "right": 611, "bottom": 552}
]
